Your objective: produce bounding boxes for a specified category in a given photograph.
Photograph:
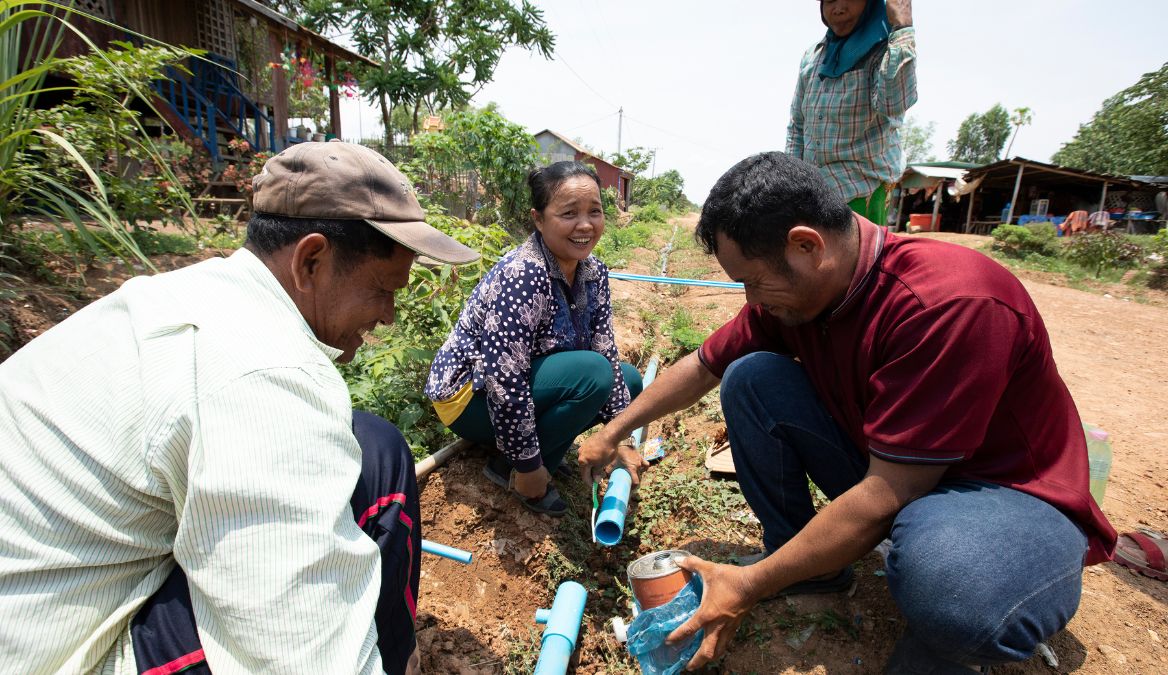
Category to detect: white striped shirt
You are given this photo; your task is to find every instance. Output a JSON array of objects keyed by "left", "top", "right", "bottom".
[{"left": 0, "top": 248, "right": 382, "bottom": 674}]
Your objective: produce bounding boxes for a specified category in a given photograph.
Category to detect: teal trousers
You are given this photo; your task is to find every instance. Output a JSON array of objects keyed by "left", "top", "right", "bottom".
[{"left": 448, "top": 350, "right": 644, "bottom": 472}]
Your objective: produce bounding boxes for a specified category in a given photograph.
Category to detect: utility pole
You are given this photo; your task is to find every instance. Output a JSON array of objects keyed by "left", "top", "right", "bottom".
[
  {"left": 651, "top": 147, "right": 658, "bottom": 178},
  {"left": 617, "top": 106, "right": 623, "bottom": 155}
]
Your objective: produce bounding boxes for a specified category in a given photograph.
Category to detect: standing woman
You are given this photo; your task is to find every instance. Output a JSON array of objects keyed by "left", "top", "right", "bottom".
[
  {"left": 425, "top": 162, "right": 644, "bottom": 516},
  {"left": 787, "top": 0, "right": 916, "bottom": 226}
]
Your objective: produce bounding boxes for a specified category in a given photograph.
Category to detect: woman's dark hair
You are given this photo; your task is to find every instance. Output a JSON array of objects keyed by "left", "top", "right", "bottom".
[
  {"left": 245, "top": 213, "right": 396, "bottom": 268},
  {"left": 695, "top": 152, "right": 853, "bottom": 260},
  {"left": 527, "top": 161, "right": 602, "bottom": 213}
]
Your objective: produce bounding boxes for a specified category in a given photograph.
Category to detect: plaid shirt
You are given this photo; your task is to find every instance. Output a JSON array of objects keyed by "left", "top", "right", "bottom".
[{"left": 787, "top": 27, "right": 918, "bottom": 203}]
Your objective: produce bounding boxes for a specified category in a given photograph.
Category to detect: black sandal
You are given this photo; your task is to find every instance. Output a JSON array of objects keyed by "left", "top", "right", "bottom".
[{"left": 482, "top": 457, "right": 567, "bottom": 517}]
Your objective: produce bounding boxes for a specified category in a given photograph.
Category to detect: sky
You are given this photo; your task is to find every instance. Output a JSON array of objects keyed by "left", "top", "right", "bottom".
[{"left": 337, "top": 0, "right": 1168, "bottom": 203}]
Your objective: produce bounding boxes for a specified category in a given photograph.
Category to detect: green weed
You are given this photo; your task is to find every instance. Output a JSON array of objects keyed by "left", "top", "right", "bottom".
[{"left": 662, "top": 307, "right": 705, "bottom": 360}]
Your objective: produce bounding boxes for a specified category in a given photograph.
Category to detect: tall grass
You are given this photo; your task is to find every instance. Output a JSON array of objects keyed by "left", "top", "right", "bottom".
[{"left": 1, "top": 0, "right": 197, "bottom": 268}]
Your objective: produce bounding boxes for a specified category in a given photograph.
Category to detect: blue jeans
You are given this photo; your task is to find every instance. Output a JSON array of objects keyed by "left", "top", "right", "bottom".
[{"left": 721, "top": 352, "right": 1088, "bottom": 670}]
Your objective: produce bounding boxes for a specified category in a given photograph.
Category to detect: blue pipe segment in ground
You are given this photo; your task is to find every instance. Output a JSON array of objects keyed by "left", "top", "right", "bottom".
[
  {"left": 609, "top": 271, "right": 744, "bottom": 289},
  {"left": 631, "top": 356, "right": 660, "bottom": 448},
  {"left": 533, "top": 581, "right": 587, "bottom": 675},
  {"left": 421, "top": 539, "right": 472, "bottom": 564},
  {"left": 595, "top": 468, "right": 632, "bottom": 546}
]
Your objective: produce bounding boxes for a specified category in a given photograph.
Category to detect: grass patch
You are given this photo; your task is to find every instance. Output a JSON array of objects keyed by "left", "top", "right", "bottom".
[{"left": 662, "top": 307, "right": 705, "bottom": 360}]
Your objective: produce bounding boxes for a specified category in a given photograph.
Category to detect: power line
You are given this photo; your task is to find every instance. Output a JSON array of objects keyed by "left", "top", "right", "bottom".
[
  {"left": 565, "top": 111, "right": 619, "bottom": 132},
  {"left": 555, "top": 54, "right": 619, "bottom": 110},
  {"left": 623, "top": 114, "right": 726, "bottom": 154}
]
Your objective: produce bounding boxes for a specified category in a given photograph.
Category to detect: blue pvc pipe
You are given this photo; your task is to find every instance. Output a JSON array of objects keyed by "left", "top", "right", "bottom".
[
  {"left": 609, "top": 271, "right": 744, "bottom": 289},
  {"left": 630, "top": 356, "right": 660, "bottom": 448},
  {"left": 594, "top": 468, "right": 632, "bottom": 546},
  {"left": 421, "top": 539, "right": 472, "bottom": 565},
  {"left": 533, "top": 581, "right": 587, "bottom": 675}
]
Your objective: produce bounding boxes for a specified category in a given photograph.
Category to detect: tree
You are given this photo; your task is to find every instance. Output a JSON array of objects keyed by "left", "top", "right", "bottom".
[
  {"left": 901, "top": 116, "right": 936, "bottom": 163},
  {"left": 406, "top": 108, "right": 539, "bottom": 230},
  {"left": 608, "top": 146, "right": 653, "bottom": 176},
  {"left": 1004, "top": 106, "right": 1033, "bottom": 158},
  {"left": 1052, "top": 63, "right": 1168, "bottom": 176},
  {"left": 304, "top": 0, "right": 554, "bottom": 145},
  {"left": 947, "top": 104, "right": 1011, "bottom": 164}
]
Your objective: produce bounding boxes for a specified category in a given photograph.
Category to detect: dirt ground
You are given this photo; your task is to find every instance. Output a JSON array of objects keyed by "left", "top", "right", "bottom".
[{"left": 3, "top": 218, "right": 1166, "bottom": 673}]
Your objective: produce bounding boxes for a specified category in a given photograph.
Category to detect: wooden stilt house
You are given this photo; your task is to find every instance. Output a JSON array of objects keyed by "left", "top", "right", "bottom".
[{"left": 48, "top": 0, "right": 374, "bottom": 163}]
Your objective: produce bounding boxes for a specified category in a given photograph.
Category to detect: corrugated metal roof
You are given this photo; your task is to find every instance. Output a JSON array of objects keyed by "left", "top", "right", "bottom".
[{"left": 533, "top": 129, "right": 634, "bottom": 177}]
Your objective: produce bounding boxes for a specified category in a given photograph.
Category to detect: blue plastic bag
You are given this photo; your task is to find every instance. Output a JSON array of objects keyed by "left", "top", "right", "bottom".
[{"left": 626, "top": 575, "right": 704, "bottom": 675}]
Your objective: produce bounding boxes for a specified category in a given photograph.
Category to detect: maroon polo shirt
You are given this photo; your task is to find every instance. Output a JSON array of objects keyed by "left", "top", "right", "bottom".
[{"left": 699, "top": 217, "right": 1116, "bottom": 564}]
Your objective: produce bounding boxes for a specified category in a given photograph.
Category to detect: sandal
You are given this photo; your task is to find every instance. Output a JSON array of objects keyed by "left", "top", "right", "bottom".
[
  {"left": 1114, "top": 529, "right": 1168, "bottom": 581},
  {"left": 482, "top": 457, "right": 567, "bottom": 517}
]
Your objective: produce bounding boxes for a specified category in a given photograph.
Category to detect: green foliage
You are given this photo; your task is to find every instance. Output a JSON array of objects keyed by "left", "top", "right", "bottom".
[
  {"left": 406, "top": 108, "right": 539, "bottom": 232},
  {"left": 1052, "top": 63, "right": 1168, "bottom": 175},
  {"left": 991, "top": 223, "right": 1060, "bottom": 259},
  {"left": 304, "top": 0, "right": 554, "bottom": 139},
  {"left": 947, "top": 103, "right": 1011, "bottom": 164},
  {"left": 607, "top": 146, "right": 653, "bottom": 176},
  {"left": 600, "top": 186, "right": 619, "bottom": 223},
  {"left": 1, "top": 5, "right": 201, "bottom": 268},
  {"left": 632, "top": 202, "right": 668, "bottom": 225},
  {"left": 26, "top": 42, "right": 202, "bottom": 230},
  {"left": 631, "top": 169, "right": 691, "bottom": 211},
  {"left": 1063, "top": 232, "right": 1146, "bottom": 278},
  {"left": 0, "top": 241, "right": 19, "bottom": 356},
  {"left": 592, "top": 221, "right": 653, "bottom": 268},
  {"left": 1003, "top": 106, "right": 1033, "bottom": 158},
  {"left": 902, "top": 116, "right": 937, "bottom": 163},
  {"left": 663, "top": 307, "right": 704, "bottom": 360},
  {"left": 340, "top": 215, "right": 513, "bottom": 457}
]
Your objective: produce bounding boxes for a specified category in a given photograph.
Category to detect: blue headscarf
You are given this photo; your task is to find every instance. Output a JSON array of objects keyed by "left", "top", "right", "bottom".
[{"left": 818, "top": 0, "right": 890, "bottom": 79}]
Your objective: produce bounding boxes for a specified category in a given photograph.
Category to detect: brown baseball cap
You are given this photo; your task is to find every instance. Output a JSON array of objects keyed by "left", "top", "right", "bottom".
[{"left": 251, "top": 140, "right": 479, "bottom": 265}]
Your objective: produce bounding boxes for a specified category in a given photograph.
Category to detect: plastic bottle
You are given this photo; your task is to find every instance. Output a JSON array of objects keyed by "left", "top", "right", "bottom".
[{"left": 1083, "top": 423, "right": 1111, "bottom": 507}]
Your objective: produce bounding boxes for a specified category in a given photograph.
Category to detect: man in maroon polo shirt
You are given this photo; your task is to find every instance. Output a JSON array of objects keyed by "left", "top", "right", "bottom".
[{"left": 577, "top": 152, "right": 1115, "bottom": 672}]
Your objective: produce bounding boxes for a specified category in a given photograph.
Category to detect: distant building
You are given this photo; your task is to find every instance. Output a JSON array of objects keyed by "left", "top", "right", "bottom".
[{"left": 534, "top": 130, "right": 634, "bottom": 208}]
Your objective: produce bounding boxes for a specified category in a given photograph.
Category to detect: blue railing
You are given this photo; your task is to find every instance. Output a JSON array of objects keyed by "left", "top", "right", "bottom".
[
  {"left": 189, "top": 54, "right": 276, "bottom": 155},
  {"left": 150, "top": 54, "right": 277, "bottom": 162},
  {"left": 151, "top": 67, "right": 221, "bottom": 160}
]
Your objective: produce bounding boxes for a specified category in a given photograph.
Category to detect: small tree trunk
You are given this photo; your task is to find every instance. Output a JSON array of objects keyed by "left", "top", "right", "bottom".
[{"left": 380, "top": 93, "right": 391, "bottom": 149}]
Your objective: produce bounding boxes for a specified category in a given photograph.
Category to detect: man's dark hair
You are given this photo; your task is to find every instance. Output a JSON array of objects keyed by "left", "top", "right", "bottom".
[
  {"left": 528, "top": 161, "right": 602, "bottom": 213},
  {"left": 695, "top": 152, "right": 853, "bottom": 260},
  {"left": 245, "top": 213, "right": 396, "bottom": 269}
]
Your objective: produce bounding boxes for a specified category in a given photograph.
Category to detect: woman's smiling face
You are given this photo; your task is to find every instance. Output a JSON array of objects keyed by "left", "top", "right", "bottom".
[{"left": 532, "top": 175, "right": 605, "bottom": 276}]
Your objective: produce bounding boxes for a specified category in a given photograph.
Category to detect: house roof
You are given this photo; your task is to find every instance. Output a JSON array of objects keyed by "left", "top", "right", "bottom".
[
  {"left": 534, "top": 129, "right": 634, "bottom": 177},
  {"left": 964, "top": 157, "right": 1145, "bottom": 191},
  {"left": 897, "top": 164, "right": 968, "bottom": 190},
  {"left": 234, "top": 0, "right": 378, "bottom": 67}
]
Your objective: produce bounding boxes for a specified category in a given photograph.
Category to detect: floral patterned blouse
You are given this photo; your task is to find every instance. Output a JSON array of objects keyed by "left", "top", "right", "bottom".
[{"left": 424, "top": 231, "right": 630, "bottom": 471}]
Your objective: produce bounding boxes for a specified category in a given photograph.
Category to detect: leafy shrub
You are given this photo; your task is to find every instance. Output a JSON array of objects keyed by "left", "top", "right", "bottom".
[
  {"left": 600, "top": 186, "right": 619, "bottom": 222},
  {"left": 20, "top": 43, "right": 199, "bottom": 232},
  {"left": 1063, "top": 232, "right": 1146, "bottom": 278},
  {"left": 592, "top": 221, "right": 653, "bottom": 267},
  {"left": 340, "top": 215, "right": 514, "bottom": 457},
  {"left": 662, "top": 307, "right": 704, "bottom": 361},
  {"left": 405, "top": 109, "right": 539, "bottom": 234},
  {"left": 991, "top": 223, "right": 1060, "bottom": 259},
  {"left": 632, "top": 202, "right": 668, "bottom": 225}
]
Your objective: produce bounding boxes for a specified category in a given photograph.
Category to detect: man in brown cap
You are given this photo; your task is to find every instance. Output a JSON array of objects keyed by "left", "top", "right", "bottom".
[{"left": 0, "top": 141, "right": 477, "bottom": 675}]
